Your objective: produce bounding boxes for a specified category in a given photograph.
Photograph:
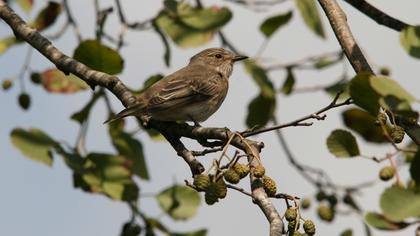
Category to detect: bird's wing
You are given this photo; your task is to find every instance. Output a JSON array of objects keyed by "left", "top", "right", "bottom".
[{"left": 145, "top": 70, "right": 221, "bottom": 112}]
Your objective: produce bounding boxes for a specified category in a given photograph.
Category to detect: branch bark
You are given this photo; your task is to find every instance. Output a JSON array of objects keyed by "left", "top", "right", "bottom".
[
  {"left": 317, "top": 0, "right": 373, "bottom": 73},
  {"left": 343, "top": 0, "right": 411, "bottom": 32},
  {"left": 0, "top": 2, "right": 284, "bottom": 234}
]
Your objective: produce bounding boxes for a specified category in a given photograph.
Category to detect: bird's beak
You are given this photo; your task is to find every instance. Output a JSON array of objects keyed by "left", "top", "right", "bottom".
[{"left": 233, "top": 55, "right": 248, "bottom": 62}]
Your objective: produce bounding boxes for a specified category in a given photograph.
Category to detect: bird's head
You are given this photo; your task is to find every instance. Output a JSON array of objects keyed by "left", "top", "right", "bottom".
[{"left": 189, "top": 48, "right": 248, "bottom": 78}]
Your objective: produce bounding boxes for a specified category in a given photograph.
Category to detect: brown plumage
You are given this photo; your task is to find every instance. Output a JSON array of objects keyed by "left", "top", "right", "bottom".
[{"left": 105, "top": 48, "right": 247, "bottom": 124}]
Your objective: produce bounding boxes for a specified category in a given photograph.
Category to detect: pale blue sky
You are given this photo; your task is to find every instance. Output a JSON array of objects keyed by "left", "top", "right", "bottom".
[{"left": 1, "top": 0, "right": 419, "bottom": 235}]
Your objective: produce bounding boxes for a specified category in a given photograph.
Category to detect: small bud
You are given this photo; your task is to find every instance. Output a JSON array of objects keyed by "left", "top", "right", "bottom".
[
  {"left": 2, "top": 79, "right": 12, "bottom": 90},
  {"left": 288, "top": 219, "right": 300, "bottom": 232},
  {"left": 223, "top": 169, "right": 240, "bottom": 184},
  {"left": 285, "top": 208, "right": 298, "bottom": 221},
  {"left": 232, "top": 163, "right": 249, "bottom": 179},
  {"left": 379, "top": 166, "right": 395, "bottom": 181},
  {"left": 390, "top": 126, "right": 405, "bottom": 143},
  {"left": 317, "top": 204, "right": 334, "bottom": 222},
  {"left": 301, "top": 198, "right": 311, "bottom": 209},
  {"left": 30, "top": 72, "right": 41, "bottom": 84},
  {"left": 303, "top": 220, "right": 316, "bottom": 235},
  {"left": 262, "top": 176, "right": 277, "bottom": 197},
  {"left": 121, "top": 222, "right": 142, "bottom": 236},
  {"left": 326, "top": 194, "right": 338, "bottom": 206},
  {"left": 253, "top": 165, "right": 265, "bottom": 178},
  {"left": 193, "top": 174, "right": 211, "bottom": 192},
  {"left": 18, "top": 93, "right": 31, "bottom": 110},
  {"left": 204, "top": 185, "right": 219, "bottom": 205},
  {"left": 214, "top": 178, "right": 227, "bottom": 199},
  {"left": 315, "top": 191, "right": 326, "bottom": 201},
  {"left": 379, "top": 67, "right": 390, "bottom": 76}
]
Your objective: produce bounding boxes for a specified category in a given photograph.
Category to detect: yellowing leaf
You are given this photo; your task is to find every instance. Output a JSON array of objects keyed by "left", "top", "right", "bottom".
[
  {"left": 41, "top": 69, "right": 88, "bottom": 93},
  {"left": 16, "top": 0, "right": 34, "bottom": 14}
]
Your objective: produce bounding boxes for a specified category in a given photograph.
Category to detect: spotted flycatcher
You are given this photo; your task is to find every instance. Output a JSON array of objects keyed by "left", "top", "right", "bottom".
[{"left": 105, "top": 48, "right": 248, "bottom": 125}]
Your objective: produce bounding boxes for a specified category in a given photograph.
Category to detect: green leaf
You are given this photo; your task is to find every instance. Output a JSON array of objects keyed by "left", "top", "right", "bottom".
[
  {"left": 342, "top": 108, "right": 387, "bottom": 143},
  {"left": 400, "top": 25, "right": 420, "bottom": 59},
  {"left": 156, "top": 185, "right": 201, "bottom": 220},
  {"left": 280, "top": 68, "right": 295, "bottom": 95},
  {"left": 10, "top": 128, "right": 57, "bottom": 166},
  {"left": 109, "top": 122, "right": 149, "bottom": 180},
  {"left": 76, "top": 153, "right": 139, "bottom": 201},
  {"left": 314, "top": 57, "right": 339, "bottom": 69},
  {"left": 74, "top": 40, "right": 124, "bottom": 75},
  {"left": 155, "top": 13, "right": 214, "bottom": 48},
  {"left": 340, "top": 229, "right": 353, "bottom": 236},
  {"left": 365, "top": 212, "right": 409, "bottom": 231},
  {"left": 155, "top": 3, "right": 232, "bottom": 48},
  {"left": 324, "top": 80, "right": 350, "bottom": 100},
  {"left": 326, "top": 129, "right": 360, "bottom": 157},
  {"left": 40, "top": 68, "right": 88, "bottom": 93},
  {"left": 380, "top": 186, "right": 420, "bottom": 221},
  {"left": 31, "top": 1, "right": 62, "bottom": 31},
  {"left": 246, "top": 93, "right": 276, "bottom": 128},
  {"left": 260, "top": 11, "right": 293, "bottom": 38},
  {"left": 349, "top": 73, "right": 381, "bottom": 115},
  {"left": 243, "top": 60, "right": 275, "bottom": 98},
  {"left": 369, "top": 76, "right": 416, "bottom": 102},
  {"left": 410, "top": 151, "right": 420, "bottom": 184},
  {"left": 179, "top": 5, "right": 232, "bottom": 30},
  {"left": 295, "top": 0, "right": 325, "bottom": 38}
]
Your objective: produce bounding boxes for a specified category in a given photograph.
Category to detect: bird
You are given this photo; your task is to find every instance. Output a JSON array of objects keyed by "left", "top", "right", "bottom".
[{"left": 104, "top": 47, "right": 248, "bottom": 125}]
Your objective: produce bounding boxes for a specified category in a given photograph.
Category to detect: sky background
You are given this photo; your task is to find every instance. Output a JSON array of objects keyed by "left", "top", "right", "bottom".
[{"left": 1, "top": 0, "right": 419, "bottom": 235}]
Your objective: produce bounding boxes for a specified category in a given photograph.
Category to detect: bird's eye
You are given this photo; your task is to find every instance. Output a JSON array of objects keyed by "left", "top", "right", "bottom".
[{"left": 215, "top": 54, "right": 222, "bottom": 59}]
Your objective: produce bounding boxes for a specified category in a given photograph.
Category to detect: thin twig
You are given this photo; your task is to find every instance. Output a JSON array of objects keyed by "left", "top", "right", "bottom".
[{"left": 242, "top": 93, "right": 352, "bottom": 137}]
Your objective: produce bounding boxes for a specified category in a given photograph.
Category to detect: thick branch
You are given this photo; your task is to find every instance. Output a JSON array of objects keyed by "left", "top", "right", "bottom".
[
  {"left": 343, "top": 0, "right": 411, "bottom": 32},
  {"left": 317, "top": 0, "right": 373, "bottom": 73}
]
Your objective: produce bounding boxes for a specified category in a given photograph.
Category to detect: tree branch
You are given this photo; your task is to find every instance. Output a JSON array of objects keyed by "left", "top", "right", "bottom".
[
  {"left": 0, "top": 2, "right": 284, "bottom": 234},
  {"left": 317, "top": 0, "right": 373, "bottom": 73},
  {"left": 242, "top": 93, "right": 352, "bottom": 137},
  {"left": 343, "top": 0, "right": 411, "bottom": 32}
]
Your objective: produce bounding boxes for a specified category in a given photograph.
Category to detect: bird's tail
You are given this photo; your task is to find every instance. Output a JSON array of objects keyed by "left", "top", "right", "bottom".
[{"left": 103, "top": 104, "right": 144, "bottom": 124}]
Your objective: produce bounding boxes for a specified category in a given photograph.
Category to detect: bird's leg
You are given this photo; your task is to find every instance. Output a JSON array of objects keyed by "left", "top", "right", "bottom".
[{"left": 189, "top": 115, "right": 201, "bottom": 127}]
